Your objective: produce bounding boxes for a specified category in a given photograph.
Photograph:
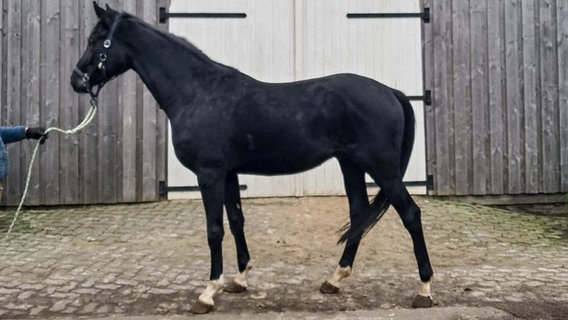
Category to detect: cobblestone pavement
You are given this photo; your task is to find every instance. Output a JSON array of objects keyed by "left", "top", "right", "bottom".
[{"left": 0, "top": 197, "right": 567, "bottom": 319}]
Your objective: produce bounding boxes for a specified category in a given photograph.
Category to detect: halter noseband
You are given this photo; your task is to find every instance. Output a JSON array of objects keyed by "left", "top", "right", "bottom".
[{"left": 74, "top": 15, "right": 122, "bottom": 99}]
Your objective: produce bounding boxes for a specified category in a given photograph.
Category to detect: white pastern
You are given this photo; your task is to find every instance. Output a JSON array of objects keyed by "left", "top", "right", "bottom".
[
  {"left": 417, "top": 278, "right": 432, "bottom": 298},
  {"left": 198, "top": 275, "right": 226, "bottom": 306},
  {"left": 233, "top": 263, "right": 252, "bottom": 288},
  {"left": 326, "top": 265, "right": 352, "bottom": 288}
]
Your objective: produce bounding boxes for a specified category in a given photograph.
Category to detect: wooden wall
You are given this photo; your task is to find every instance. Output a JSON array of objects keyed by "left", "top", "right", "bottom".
[
  {"left": 422, "top": 0, "right": 568, "bottom": 196},
  {"left": 2, "top": 0, "right": 566, "bottom": 204},
  {"left": 0, "top": 0, "right": 168, "bottom": 206}
]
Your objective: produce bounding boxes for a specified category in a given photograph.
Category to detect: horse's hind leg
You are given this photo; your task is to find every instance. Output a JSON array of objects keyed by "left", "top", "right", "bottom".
[
  {"left": 224, "top": 172, "right": 252, "bottom": 293},
  {"left": 320, "top": 158, "right": 369, "bottom": 294},
  {"left": 372, "top": 173, "right": 434, "bottom": 308}
]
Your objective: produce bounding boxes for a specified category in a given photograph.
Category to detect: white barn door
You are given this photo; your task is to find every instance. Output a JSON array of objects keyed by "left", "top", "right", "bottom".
[{"left": 166, "top": 0, "right": 426, "bottom": 199}]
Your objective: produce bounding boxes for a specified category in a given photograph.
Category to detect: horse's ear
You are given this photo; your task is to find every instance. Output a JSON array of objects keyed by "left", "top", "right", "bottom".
[
  {"left": 105, "top": 4, "right": 117, "bottom": 14},
  {"left": 93, "top": 1, "right": 106, "bottom": 20},
  {"left": 93, "top": 2, "right": 116, "bottom": 25}
]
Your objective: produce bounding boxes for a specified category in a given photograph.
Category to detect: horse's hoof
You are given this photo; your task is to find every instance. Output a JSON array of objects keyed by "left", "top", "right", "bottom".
[
  {"left": 412, "top": 294, "right": 433, "bottom": 308},
  {"left": 224, "top": 280, "right": 247, "bottom": 293},
  {"left": 319, "top": 281, "right": 339, "bottom": 294},
  {"left": 190, "top": 300, "right": 214, "bottom": 314}
]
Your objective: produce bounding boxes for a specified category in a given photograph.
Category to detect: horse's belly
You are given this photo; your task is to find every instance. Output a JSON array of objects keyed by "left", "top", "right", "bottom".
[{"left": 236, "top": 153, "right": 330, "bottom": 175}]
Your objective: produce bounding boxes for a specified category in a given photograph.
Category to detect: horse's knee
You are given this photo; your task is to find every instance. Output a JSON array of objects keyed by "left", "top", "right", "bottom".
[{"left": 207, "top": 226, "right": 225, "bottom": 245}]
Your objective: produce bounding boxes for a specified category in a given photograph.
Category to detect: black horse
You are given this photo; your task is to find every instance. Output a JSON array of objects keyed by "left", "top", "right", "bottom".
[{"left": 71, "top": 2, "right": 434, "bottom": 314}]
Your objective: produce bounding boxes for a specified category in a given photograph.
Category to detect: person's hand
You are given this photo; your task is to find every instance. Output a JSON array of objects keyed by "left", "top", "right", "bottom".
[{"left": 26, "top": 127, "right": 48, "bottom": 144}]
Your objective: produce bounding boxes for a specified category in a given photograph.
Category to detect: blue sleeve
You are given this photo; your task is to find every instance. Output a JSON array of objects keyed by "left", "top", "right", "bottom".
[{"left": 0, "top": 126, "right": 27, "bottom": 144}]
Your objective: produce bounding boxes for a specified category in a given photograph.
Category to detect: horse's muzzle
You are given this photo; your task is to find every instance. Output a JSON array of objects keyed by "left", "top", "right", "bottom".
[{"left": 70, "top": 73, "right": 89, "bottom": 94}]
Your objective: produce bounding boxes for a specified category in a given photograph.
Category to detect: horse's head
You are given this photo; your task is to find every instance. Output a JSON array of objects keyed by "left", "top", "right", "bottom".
[{"left": 71, "top": 2, "right": 131, "bottom": 98}]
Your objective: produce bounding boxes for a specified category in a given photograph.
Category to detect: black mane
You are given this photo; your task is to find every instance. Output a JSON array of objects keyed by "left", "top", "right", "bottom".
[{"left": 121, "top": 12, "right": 235, "bottom": 72}]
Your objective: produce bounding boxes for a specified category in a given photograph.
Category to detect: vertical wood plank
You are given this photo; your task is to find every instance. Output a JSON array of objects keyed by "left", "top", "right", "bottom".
[
  {"left": 558, "top": 0, "right": 568, "bottom": 192},
  {"left": 19, "top": 0, "right": 41, "bottom": 205},
  {"left": 539, "top": 0, "right": 560, "bottom": 193},
  {"left": 422, "top": 0, "right": 435, "bottom": 194},
  {"left": 113, "top": 0, "right": 125, "bottom": 202},
  {"left": 431, "top": 0, "right": 454, "bottom": 195},
  {"left": 140, "top": 0, "right": 158, "bottom": 201},
  {"left": 59, "top": 0, "right": 81, "bottom": 204},
  {"left": 79, "top": 0, "right": 101, "bottom": 204},
  {"left": 504, "top": 0, "right": 523, "bottom": 194},
  {"left": 487, "top": 0, "right": 506, "bottom": 194},
  {"left": 97, "top": 0, "right": 119, "bottom": 204},
  {"left": 470, "top": 0, "right": 489, "bottom": 195},
  {"left": 0, "top": 1, "right": 6, "bottom": 204},
  {"left": 118, "top": 2, "right": 139, "bottom": 202},
  {"left": 521, "top": 0, "right": 540, "bottom": 194},
  {"left": 41, "top": 0, "right": 63, "bottom": 205},
  {"left": 4, "top": 0, "right": 23, "bottom": 202},
  {"left": 0, "top": 1, "right": 4, "bottom": 127},
  {"left": 452, "top": 0, "right": 472, "bottom": 195}
]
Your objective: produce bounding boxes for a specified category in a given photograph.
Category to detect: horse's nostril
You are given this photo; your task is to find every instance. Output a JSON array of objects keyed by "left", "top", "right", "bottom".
[{"left": 70, "top": 75, "right": 88, "bottom": 93}]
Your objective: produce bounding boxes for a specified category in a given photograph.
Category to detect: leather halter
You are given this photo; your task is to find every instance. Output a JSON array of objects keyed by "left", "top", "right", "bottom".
[{"left": 73, "top": 15, "right": 121, "bottom": 99}]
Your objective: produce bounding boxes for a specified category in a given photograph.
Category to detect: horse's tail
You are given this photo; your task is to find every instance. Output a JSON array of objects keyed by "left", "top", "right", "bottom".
[
  {"left": 392, "top": 89, "right": 416, "bottom": 176},
  {"left": 337, "top": 89, "right": 415, "bottom": 244}
]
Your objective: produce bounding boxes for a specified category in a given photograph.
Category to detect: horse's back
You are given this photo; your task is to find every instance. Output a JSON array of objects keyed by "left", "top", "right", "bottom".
[
  {"left": 281, "top": 73, "right": 405, "bottom": 143},
  {"left": 228, "top": 73, "right": 405, "bottom": 170}
]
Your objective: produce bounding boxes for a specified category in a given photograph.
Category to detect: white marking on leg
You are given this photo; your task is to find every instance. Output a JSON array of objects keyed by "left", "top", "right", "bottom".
[
  {"left": 198, "top": 275, "right": 225, "bottom": 306},
  {"left": 326, "top": 265, "right": 352, "bottom": 288},
  {"left": 232, "top": 263, "right": 252, "bottom": 288},
  {"left": 417, "top": 278, "right": 432, "bottom": 298}
]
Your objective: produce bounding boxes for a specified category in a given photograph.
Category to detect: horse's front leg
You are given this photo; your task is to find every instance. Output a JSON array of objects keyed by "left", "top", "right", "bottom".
[
  {"left": 223, "top": 172, "right": 252, "bottom": 293},
  {"left": 190, "top": 169, "right": 227, "bottom": 314}
]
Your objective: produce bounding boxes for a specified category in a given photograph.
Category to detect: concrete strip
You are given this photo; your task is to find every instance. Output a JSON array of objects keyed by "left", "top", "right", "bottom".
[{"left": 56, "top": 306, "right": 517, "bottom": 320}]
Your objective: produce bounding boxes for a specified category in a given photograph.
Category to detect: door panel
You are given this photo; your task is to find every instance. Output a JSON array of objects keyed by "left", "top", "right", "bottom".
[{"left": 167, "top": 0, "right": 426, "bottom": 198}]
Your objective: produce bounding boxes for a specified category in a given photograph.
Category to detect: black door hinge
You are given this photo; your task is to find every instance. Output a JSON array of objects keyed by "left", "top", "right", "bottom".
[
  {"left": 159, "top": 7, "right": 247, "bottom": 24},
  {"left": 347, "top": 7, "right": 430, "bottom": 23}
]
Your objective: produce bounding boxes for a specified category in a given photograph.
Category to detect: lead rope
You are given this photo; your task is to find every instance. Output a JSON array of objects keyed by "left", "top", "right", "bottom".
[{"left": 2, "top": 98, "right": 98, "bottom": 244}]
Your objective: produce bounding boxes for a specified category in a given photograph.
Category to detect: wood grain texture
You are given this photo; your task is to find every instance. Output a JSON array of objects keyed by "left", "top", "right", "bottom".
[
  {"left": 558, "top": 0, "right": 568, "bottom": 191},
  {"left": 0, "top": 0, "right": 166, "bottom": 205},
  {"left": 425, "top": 0, "right": 567, "bottom": 196}
]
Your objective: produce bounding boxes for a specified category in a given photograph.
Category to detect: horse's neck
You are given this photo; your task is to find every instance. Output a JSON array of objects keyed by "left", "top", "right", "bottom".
[{"left": 125, "top": 21, "right": 224, "bottom": 117}]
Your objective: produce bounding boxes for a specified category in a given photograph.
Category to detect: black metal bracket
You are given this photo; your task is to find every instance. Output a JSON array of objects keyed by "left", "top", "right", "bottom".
[
  {"left": 347, "top": 7, "right": 430, "bottom": 23},
  {"left": 426, "top": 175, "right": 434, "bottom": 190},
  {"left": 407, "top": 90, "right": 432, "bottom": 105},
  {"left": 159, "top": 181, "right": 167, "bottom": 197},
  {"left": 159, "top": 7, "right": 247, "bottom": 24}
]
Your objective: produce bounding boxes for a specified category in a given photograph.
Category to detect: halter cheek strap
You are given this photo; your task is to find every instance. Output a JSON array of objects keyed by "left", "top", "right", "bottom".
[
  {"left": 74, "top": 15, "right": 122, "bottom": 99},
  {"left": 104, "top": 15, "right": 121, "bottom": 48}
]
